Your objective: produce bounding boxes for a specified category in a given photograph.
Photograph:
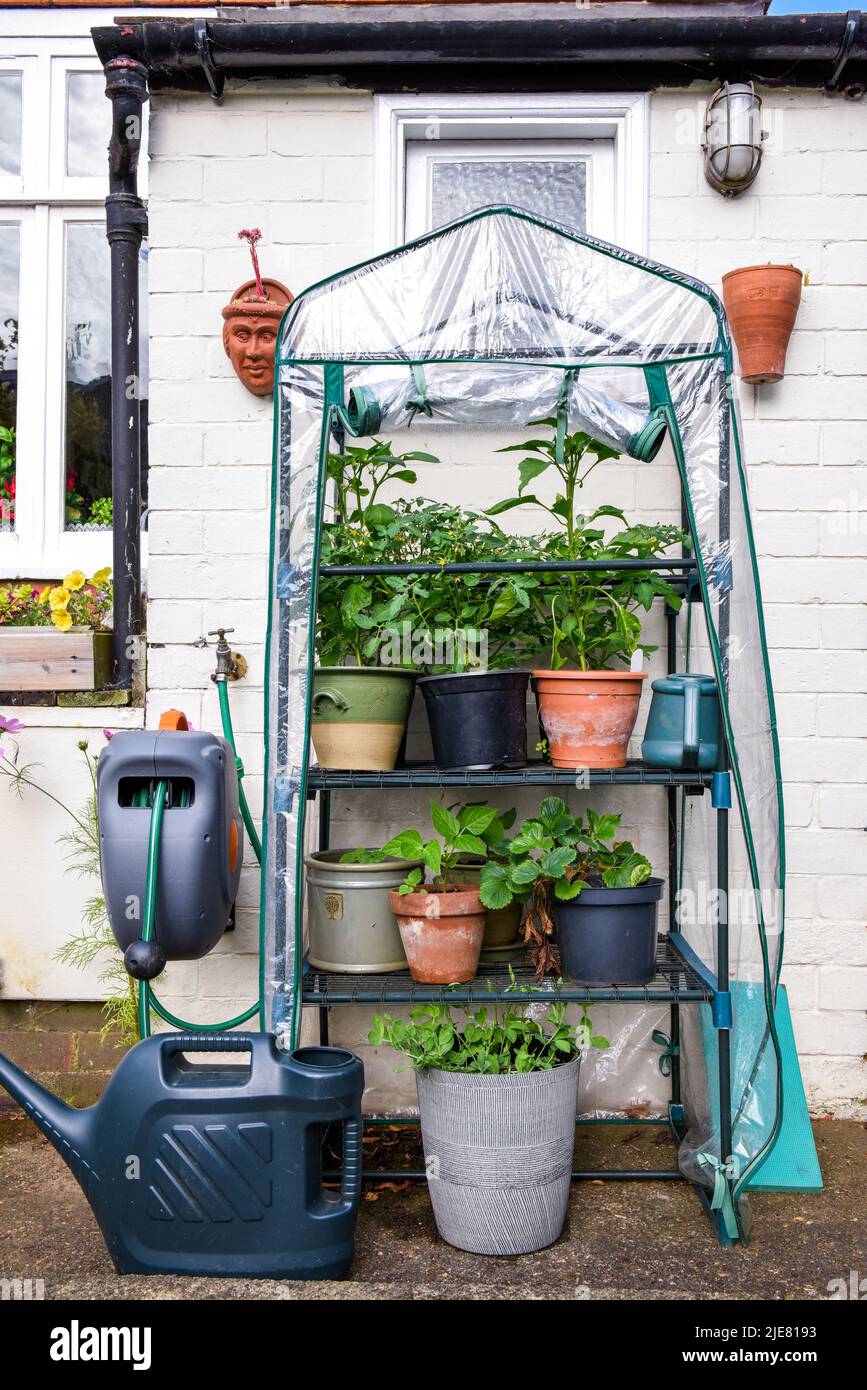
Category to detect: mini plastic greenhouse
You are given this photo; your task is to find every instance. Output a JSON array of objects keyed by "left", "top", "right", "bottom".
[{"left": 262, "top": 207, "right": 789, "bottom": 1245}]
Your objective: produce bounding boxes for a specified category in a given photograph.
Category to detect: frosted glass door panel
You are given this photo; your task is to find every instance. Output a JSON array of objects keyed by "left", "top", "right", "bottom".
[{"left": 405, "top": 139, "right": 614, "bottom": 241}]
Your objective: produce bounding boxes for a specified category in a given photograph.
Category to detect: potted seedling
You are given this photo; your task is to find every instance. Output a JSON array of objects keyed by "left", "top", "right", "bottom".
[
  {"left": 369, "top": 984, "right": 608, "bottom": 1256},
  {"left": 479, "top": 798, "right": 662, "bottom": 985},
  {"left": 314, "top": 439, "right": 437, "bottom": 771},
  {"left": 488, "top": 422, "right": 684, "bottom": 768},
  {"left": 409, "top": 508, "right": 542, "bottom": 770},
  {"left": 341, "top": 801, "right": 500, "bottom": 983},
  {"left": 444, "top": 803, "right": 523, "bottom": 952},
  {"left": 0, "top": 569, "right": 113, "bottom": 692}
]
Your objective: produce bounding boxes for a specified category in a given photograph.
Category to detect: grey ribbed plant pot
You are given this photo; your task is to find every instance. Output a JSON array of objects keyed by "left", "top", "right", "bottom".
[{"left": 415, "top": 1055, "right": 581, "bottom": 1256}]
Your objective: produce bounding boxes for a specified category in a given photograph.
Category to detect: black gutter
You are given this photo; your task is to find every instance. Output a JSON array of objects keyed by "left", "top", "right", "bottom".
[
  {"left": 93, "top": 10, "right": 867, "bottom": 93},
  {"left": 104, "top": 58, "right": 148, "bottom": 690}
]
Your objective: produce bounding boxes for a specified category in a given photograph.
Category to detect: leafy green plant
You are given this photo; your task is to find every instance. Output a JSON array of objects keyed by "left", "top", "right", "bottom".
[
  {"left": 88, "top": 496, "right": 113, "bottom": 526},
  {"left": 318, "top": 438, "right": 546, "bottom": 671},
  {"left": 327, "top": 437, "right": 439, "bottom": 529},
  {"left": 488, "top": 421, "right": 685, "bottom": 669},
  {"left": 369, "top": 989, "right": 606, "bottom": 1075},
  {"left": 341, "top": 800, "right": 501, "bottom": 894},
  {"left": 0, "top": 727, "right": 137, "bottom": 1044},
  {"left": 479, "top": 798, "right": 651, "bottom": 976},
  {"left": 318, "top": 440, "right": 437, "bottom": 667}
]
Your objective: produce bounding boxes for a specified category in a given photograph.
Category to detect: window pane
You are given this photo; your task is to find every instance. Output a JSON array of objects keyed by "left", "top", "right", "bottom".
[
  {"left": 429, "top": 159, "right": 587, "bottom": 234},
  {"left": 0, "top": 73, "right": 23, "bottom": 178},
  {"left": 66, "top": 71, "right": 110, "bottom": 179},
  {"left": 0, "top": 224, "right": 19, "bottom": 533},
  {"left": 64, "top": 222, "right": 112, "bottom": 530}
]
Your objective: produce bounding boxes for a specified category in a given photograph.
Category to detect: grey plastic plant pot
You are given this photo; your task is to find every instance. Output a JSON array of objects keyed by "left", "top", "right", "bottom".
[
  {"left": 555, "top": 878, "right": 665, "bottom": 986},
  {"left": 415, "top": 1055, "right": 580, "bottom": 1256},
  {"left": 305, "top": 851, "right": 421, "bottom": 973}
]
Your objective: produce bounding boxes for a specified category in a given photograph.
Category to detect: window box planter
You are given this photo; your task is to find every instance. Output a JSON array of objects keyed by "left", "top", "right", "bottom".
[{"left": 0, "top": 627, "right": 113, "bottom": 692}]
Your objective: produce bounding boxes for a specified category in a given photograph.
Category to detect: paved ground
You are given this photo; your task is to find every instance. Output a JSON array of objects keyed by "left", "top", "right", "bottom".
[{"left": 0, "top": 1111, "right": 863, "bottom": 1300}]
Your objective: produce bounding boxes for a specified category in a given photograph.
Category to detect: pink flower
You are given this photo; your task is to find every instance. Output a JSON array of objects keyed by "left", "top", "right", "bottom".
[
  {"left": 102, "top": 729, "right": 114, "bottom": 741},
  {"left": 0, "top": 715, "right": 25, "bottom": 734}
]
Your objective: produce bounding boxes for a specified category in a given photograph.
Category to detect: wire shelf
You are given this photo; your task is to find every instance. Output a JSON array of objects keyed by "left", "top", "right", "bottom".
[
  {"left": 302, "top": 935, "right": 711, "bottom": 1007},
  {"left": 307, "top": 759, "right": 712, "bottom": 792}
]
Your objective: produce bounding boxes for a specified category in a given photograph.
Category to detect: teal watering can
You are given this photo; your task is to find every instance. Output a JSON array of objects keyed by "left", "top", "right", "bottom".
[
  {"left": 0, "top": 1033, "right": 364, "bottom": 1279},
  {"left": 641, "top": 672, "right": 720, "bottom": 771}
]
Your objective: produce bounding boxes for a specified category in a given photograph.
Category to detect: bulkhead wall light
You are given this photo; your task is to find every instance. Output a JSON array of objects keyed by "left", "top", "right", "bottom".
[{"left": 702, "top": 82, "right": 766, "bottom": 196}]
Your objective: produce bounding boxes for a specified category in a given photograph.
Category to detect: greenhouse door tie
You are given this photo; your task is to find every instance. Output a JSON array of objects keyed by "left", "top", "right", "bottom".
[
  {"left": 697, "top": 1152, "right": 740, "bottom": 1239},
  {"left": 652, "top": 1029, "right": 680, "bottom": 1077}
]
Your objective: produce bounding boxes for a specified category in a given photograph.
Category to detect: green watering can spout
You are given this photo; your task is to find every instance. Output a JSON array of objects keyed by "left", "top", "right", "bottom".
[{"left": 0, "top": 1049, "right": 99, "bottom": 1194}]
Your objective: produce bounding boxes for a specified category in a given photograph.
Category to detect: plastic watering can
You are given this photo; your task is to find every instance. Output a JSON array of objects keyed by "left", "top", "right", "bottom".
[
  {"left": 0, "top": 1033, "right": 364, "bottom": 1279},
  {"left": 641, "top": 672, "right": 720, "bottom": 771}
]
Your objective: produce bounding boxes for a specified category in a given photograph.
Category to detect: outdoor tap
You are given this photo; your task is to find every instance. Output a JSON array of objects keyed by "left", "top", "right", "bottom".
[{"left": 208, "top": 628, "right": 247, "bottom": 682}]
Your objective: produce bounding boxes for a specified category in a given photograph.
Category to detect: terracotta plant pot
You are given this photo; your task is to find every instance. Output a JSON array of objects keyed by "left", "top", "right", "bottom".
[
  {"left": 721, "top": 264, "right": 802, "bottom": 385},
  {"left": 221, "top": 277, "right": 293, "bottom": 397},
  {"left": 532, "top": 669, "right": 648, "bottom": 769},
  {"left": 388, "top": 886, "right": 486, "bottom": 984}
]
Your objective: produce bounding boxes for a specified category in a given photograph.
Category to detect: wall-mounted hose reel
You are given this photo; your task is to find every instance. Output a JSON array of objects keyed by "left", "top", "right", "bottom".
[{"left": 97, "top": 710, "right": 244, "bottom": 982}]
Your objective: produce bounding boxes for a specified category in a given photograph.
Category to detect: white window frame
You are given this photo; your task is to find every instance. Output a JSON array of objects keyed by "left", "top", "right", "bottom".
[
  {"left": 0, "top": 19, "right": 143, "bottom": 579},
  {"left": 374, "top": 92, "right": 649, "bottom": 257}
]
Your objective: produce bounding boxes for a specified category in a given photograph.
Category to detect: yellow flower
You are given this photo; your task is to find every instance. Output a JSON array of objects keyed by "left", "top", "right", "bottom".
[
  {"left": 14, "top": 583, "right": 31, "bottom": 600},
  {"left": 48, "top": 587, "right": 71, "bottom": 611},
  {"left": 64, "top": 570, "right": 86, "bottom": 592},
  {"left": 40, "top": 587, "right": 53, "bottom": 604},
  {"left": 51, "top": 609, "right": 73, "bottom": 631},
  {"left": 91, "top": 567, "right": 111, "bottom": 587}
]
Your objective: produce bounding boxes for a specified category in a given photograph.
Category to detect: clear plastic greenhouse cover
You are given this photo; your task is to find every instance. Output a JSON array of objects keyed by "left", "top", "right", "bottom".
[{"left": 263, "top": 207, "right": 786, "bottom": 1239}]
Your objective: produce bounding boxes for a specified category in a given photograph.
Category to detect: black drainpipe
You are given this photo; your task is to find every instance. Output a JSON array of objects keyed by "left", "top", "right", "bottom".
[{"left": 104, "top": 57, "right": 148, "bottom": 691}]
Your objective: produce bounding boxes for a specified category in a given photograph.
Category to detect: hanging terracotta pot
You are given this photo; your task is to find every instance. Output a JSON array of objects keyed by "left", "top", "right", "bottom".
[
  {"left": 221, "top": 277, "right": 293, "bottom": 396},
  {"left": 721, "top": 264, "right": 803, "bottom": 385}
]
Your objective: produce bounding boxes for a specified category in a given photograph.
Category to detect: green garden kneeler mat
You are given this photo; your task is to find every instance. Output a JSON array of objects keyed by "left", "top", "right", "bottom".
[{"left": 701, "top": 984, "right": 822, "bottom": 1192}]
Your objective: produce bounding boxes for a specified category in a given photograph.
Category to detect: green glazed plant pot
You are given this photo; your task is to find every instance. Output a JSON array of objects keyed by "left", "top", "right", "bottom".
[
  {"left": 311, "top": 666, "right": 416, "bottom": 771},
  {"left": 305, "top": 851, "right": 421, "bottom": 973}
]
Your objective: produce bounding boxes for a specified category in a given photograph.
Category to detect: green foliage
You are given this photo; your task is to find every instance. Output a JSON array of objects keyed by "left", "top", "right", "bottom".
[
  {"left": 489, "top": 421, "right": 686, "bottom": 669},
  {"left": 88, "top": 496, "right": 113, "bottom": 527},
  {"left": 318, "top": 439, "right": 546, "bottom": 672},
  {"left": 369, "top": 980, "right": 607, "bottom": 1075},
  {"left": 341, "top": 799, "right": 501, "bottom": 893},
  {"left": 0, "top": 735, "right": 138, "bottom": 1045},
  {"left": 480, "top": 799, "right": 652, "bottom": 911},
  {"left": 479, "top": 799, "right": 652, "bottom": 977}
]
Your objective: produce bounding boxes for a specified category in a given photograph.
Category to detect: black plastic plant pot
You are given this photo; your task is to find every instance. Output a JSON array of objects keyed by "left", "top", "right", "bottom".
[
  {"left": 418, "top": 669, "right": 530, "bottom": 770},
  {"left": 555, "top": 878, "right": 665, "bottom": 986}
]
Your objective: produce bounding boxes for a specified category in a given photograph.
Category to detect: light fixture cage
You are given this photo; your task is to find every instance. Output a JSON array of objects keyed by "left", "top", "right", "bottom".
[{"left": 703, "top": 81, "right": 765, "bottom": 196}]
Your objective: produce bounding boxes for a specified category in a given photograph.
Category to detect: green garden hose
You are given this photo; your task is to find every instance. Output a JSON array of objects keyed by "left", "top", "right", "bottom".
[
  {"left": 135, "top": 678, "right": 266, "bottom": 1039},
  {"left": 136, "top": 779, "right": 167, "bottom": 1041},
  {"left": 217, "top": 677, "right": 262, "bottom": 864}
]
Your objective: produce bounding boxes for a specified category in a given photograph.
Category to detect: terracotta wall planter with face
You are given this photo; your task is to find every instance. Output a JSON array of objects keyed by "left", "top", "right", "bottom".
[{"left": 221, "top": 278, "right": 293, "bottom": 396}]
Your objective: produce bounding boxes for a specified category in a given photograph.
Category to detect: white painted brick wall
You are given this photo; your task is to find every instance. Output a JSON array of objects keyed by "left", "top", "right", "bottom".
[
  {"left": 138, "top": 85, "right": 866, "bottom": 1114},
  {"left": 5, "top": 85, "right": 863, "bottom": 1114}
]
